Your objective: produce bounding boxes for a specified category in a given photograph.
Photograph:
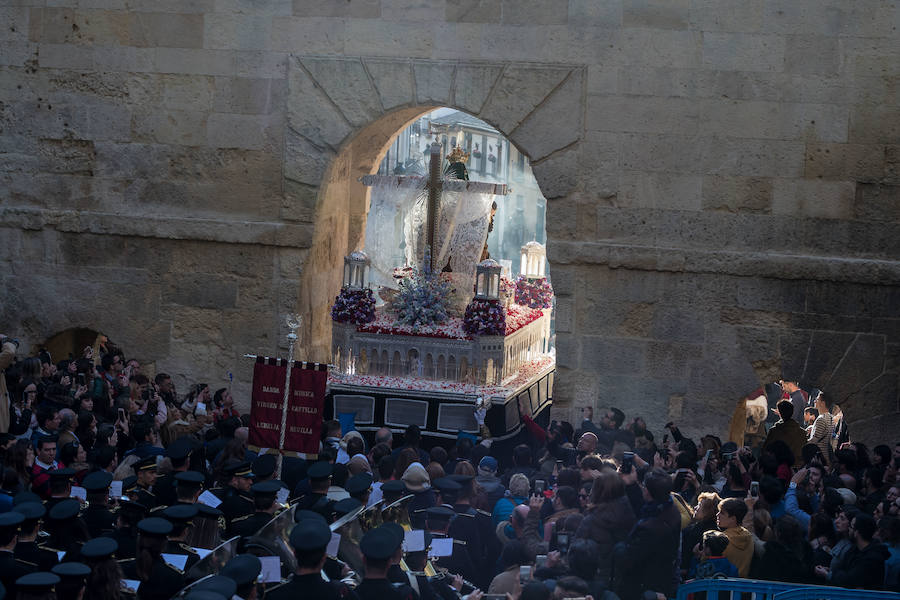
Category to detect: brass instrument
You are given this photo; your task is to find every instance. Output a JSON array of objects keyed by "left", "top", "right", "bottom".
[
  {"left": 331, "top": 502, "right": 369, "bottom": 584},
  {"left": 184, "top": 536, "right": 240, "bottom": 582},
  {"left": 242, "top": 503, "right": 298, "bottom": 582},
  {"left": 381, "top": 494, "right": 414, "bottom": 531}
]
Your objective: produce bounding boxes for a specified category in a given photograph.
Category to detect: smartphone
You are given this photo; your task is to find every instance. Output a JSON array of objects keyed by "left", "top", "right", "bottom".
[
  {"left": 663, "top": 433, "right": 669, "bottom": 445},
  {"left": 705, "top": 449, "right": 713, "bottom": 461},
  {"left": 77, "top": 373, "right": 86, "bottom": 386},
  {"left": 117, "top": 408, "right": 126, "bottom": 422},
  {"left": 535, "top": 554, "right": 547, "bottom": 569},
  {"left": 557, "top": 533, "right": 569, "bottom": 553},
  {"left": 519, "top": 565, "right": 531, "bottom": 584},
  {"left": 534, "top": 479, "right": 545, "bottom": 494},
  {"left": 622, "top": 451, "right": 635, "bottom": 474},
  {"left": 750, "top": 481, "right": 760, "bottom": 498}
]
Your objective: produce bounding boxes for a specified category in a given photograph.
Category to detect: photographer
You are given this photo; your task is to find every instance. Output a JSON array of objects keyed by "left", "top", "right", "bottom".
[{"left": 0, "top": 334, "right": 19, "bottom": 432}]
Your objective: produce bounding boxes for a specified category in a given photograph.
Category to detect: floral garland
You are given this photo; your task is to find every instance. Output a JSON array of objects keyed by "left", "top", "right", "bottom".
[
  {"left": 331, "top": 287, "right": 376, "bottom": 324},
  {"left": 514, "top": 276, "right": 554, "bottom": 309},
  {"left": 395, "top": 266, "right": 453, "bottom": 328},
  {"left": 463, "top": 298, "right": 506, "bottom": 336}
]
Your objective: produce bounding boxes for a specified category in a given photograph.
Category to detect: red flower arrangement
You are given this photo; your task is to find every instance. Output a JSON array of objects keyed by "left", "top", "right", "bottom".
[
  {"left": 464, "top": 298, "right": 506, "bottom": 336},
  {"left": 331, "top": 287, "right": 376, "bottom": 324},
  {"left": 514, "top": 276, "right": 554, "bottom": 309}
]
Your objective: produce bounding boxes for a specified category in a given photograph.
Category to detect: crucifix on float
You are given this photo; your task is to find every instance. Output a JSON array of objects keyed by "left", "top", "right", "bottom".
[{"left": 360, "top": 141, "right": 509, "bottom": 274}]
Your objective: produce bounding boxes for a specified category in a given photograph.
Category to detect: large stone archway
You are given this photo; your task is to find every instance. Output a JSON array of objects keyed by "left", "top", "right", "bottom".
[{"left": 283, "top": 57, "right": 586, "bottom": 362}]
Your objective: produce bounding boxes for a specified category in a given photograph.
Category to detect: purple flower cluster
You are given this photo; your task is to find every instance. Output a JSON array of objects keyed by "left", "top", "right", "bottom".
[
  {"left": 463, "top": 298, "right": 506, "bottom": 336},
  {"left": 331, "top": 287, "right": 376, "bottom": 324},
  {"left": 514, "top": 276, "right": 554, "bottom": 309}
]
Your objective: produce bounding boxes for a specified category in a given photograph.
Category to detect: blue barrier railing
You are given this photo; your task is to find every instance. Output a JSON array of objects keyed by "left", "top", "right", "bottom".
[
  {"left": 774, "top": 588, "right": 900, "bottom": 599},
  {"left": 675, "top": 578, "right": 900, "bottom": 600}
]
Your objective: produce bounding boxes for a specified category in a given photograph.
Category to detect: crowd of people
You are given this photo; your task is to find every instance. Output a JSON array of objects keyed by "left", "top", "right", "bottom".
[{"left": 1, "top": 333, "right": 898, "bottom": 600}]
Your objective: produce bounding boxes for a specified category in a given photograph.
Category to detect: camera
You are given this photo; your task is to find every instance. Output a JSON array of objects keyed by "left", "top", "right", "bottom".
[
  {"left": 723, "top": 451, "right": 737, "bottom": 461},
  {"left": 534, "top": 479, "right": 545, "bottom": 495}
]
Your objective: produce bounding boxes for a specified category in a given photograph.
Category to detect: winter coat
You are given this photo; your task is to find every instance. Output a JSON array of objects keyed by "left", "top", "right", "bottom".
[
  {"left": 614, "top": 498, "right": 682, "bottom": 600},
  {"left": 764, "top": 418, "right": 807, "bottom": 468},
  {"left": 722, "top": 526, "right": 754, "bottom": 577},
  {"left": 751, "top": 540, "right": 814, "bottom": 583},
  {"left": 831, "top": 542, "right": 891, "bottom": 590},
  {"left": 576, "top": 496, "right": 636, "bottom": 584}
]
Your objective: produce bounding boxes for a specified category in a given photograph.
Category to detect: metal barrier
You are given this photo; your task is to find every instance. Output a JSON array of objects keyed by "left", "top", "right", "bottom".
[
  {"left": 675, "top": 578, "right": 900, "bottom": 600},
  {"left": 774, "top": 588, "right": 900, "bottom": 599},
  {"left": 675, "top": 578, "right": 798, "bottom": 600}
]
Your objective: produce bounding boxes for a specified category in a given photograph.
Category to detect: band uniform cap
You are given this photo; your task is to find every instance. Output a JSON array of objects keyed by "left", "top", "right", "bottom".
[
  {"left": 175, "top": 471, "right": 205, "bottom": 485},
  {"left": 15, "top": 572, "right": 60, "bottom": 592},
  {"left": 192, "top": 575, "right": 237, "bottom": 599},
  {"left": 250, "top": 480, "right": 281, "bottom": 496},
  {"left": 13, "top": 491, "right": 42, "bottom": 506},
  {"left": 48, "top": 499, "right": 80, "bottom": 521},
  {"left": 137, "top": 517, "right": 173, "bottom": 537},
  {"left": 166, "top": 438, "right": 193, "bottom": 460},
  {"left": 80, "top": 537, "right": 118, "bottom": 559},
  {"left": 425, "top": 506, "right": 455, "bottom": 524},
  {"left": 220, "top": 554, "right": 262, "bottom": 587},
  {"left": 224, "top": 460, "right": 253, "bottom": 478},
  {"left": 118, "top": 500, "right": 148, "bottom": 516},
  {"left": 134, "top": 457, "right": 157, "bottom": 473},
  {"left": 122, "top": 476, "right": 139, "bottom": 493},
  {"left": 307, "top": 461, "right": 333, "bottom": 481},
  {"left": 289, "top": 519, "right": 331, "bottom": 551},
  {"left": 51, "top": 562, "right": 91, "bottom": 579},
  {"left": 12, "top": 502, "right": 45, "bottom": 521},
  {"left": 163, "top": 504, "right": 198, "bottom": 525},
  {"left": 380, "top": 480, "right": 407, "bottom": 495},
  {"left": 196, "top": 503, "right": 223, "bottom": 519},
  {"left": 359, "top": 526, "right": 402, "bottom": 560},
  {"left": 0, "top": 512, "right": 24, "bottom": 530},
  {"left": 82, "top": 471, "right": 113, "bottom": 492},
  {"left": 251, "top": 454, "right": 276, "bottom": 479},
  {"left": 381, "top": 522, "right": 405, "bottom": 548},
  {"left": 294, "top": 509, "right": 328, "bottom": 525},
  {"left": 345, "top": 473, "right": 373, "bottom": 497},
  {"left": 431, "top": 477, "right": 462, "bottom": 493},
  {"left": 48, "top": 468, "right": 76, "bottom": 481},
  {"left": 333, "top": 497, "right": 363, "bottom": 517}
]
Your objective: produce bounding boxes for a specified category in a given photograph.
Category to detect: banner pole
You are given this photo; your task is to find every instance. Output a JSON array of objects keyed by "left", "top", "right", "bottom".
[{"left": 276, "top": 315, "right": 301, "bottom": 479}]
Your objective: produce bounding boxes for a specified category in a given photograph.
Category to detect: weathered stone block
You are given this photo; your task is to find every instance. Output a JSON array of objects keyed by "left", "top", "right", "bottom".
[
  {"left": 233, "top": 51, "right": 289, "bottom": 79},
  {"left": 216, "top": 0, "right": 292, "bottom": 15},
  {"left": 587, "top": 95, "right": 700, "bottom": 135},
  {"left": 849, "top": 105, "right": 900, "bottom": 144},
  {"left": 154, "top": 48, "right": 233, "bottom": 76},
  {"left": 213, "top": 77, "right": 283, "bottom": 115},
  {"left": 431, "top": 22, "right": 485, "bottom": 59},
  {"left": 300, "top": 57, "right": 383, "bottom": 127},
  {"left": 381, "top": 0, "right": 443, "bottom": 22},
  {"left": 131, "top": 107, "right": 207, "bottom": 145},
  {"left": 567, "top": 0, "right": 621, "bottom": 27},
  {"left": 344, "top": 19, "right": 432, "bottom": 58},
  {"left": 362, "top": 59, "right": 414, "bottom": 110},
  {"left": 582, "top": 336, "right": 646, "bottom": 375},
  {"left": 293, "top": 0, "right": 381, "bottom": 18},
  {"left": 287, "top": 60, "right": 352, "bottom": 149},
  {"left": 269, "top": 16, "right": 345, "bottom": 54},
  {"left": 131, "top": 12, "right": 204, "bottom": 48},
  {"left": 203, "top": 13, "right": 272, "bottom": 51},
  {"left": 701, "top": 175, "right": 772, "bottom": 214},
  {"left": 772, "top": 178, "right": 855, "bottom": 220},
  {"left": 623, "top": 0, "right": 690, "bottom": 30},
  {"left": 445, "top": 0, "right": 500, "bottom": 23},
  {"left": 620, "top": 28, "right": 700, "bottom": 69},
  {"left": 530, "top": 143, "right": 580, "bottom": 200},
  {"left": 784, "top": 35, "right": 839, "bottom": 75},
  {"left": 413, "top": 61, "right": 454, "bottom": 105},
  {"left": 166, "top": 273, "right": 238, "bottom": 309},
  {"left": 802, "top": 330, "right": 859, "bottom": 389},
  {"left": 700, "top": 99, "right": 848, "bottom": 143},
  {"left": 510, "top": 70, "right": 582, "bottom": 161},
  {"left": 500, "top": 0, "right": 567, "bottom": 25},
  {"left": 828, "top": 334, "right": 887, "bottom": 401},
  {"left": 702, "top": 32, "right": 786, "bottom": 72},
  {"left": 453, "top": 63, "right": 503, "bottom": 114},
  {"left": 855, "top": 183, "right": 900, "bottom": 224},
  {"left": 479, "top": 66, "right": 571, "bottom": 134},
  {"left": 700, "top": 137, "right": 806, "bottom": 178},
  {"left": 208, "top": 112, "right": 280, "bottom": 150},
  {"left": 283, "top": 128, "right": 335, "bottom": 187},
  {"left": 804, "top": 142, "right": 885, "bottom": 181},
  {"left": 689, "top": 0, "right": 763, "bottom": 32},
  {"left": 619, "top": 171, "right": 702, "bottom": 210},
  {"left": 91, "top": 45, "right": 155, "bottom": 72},
  {"left": 161, "top": 74, "right": 214, "bottom": 111},
  {"left": 37, "top": 42, "right": 93, "bottom": 69}
]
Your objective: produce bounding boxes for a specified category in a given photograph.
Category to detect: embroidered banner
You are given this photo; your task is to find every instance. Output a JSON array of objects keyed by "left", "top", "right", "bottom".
[
  {"left": 286, "top": 362, "right": 328, "bottom": 455},
  {"left": 248, "top": 357, "right": 287, "bottom": 450}
]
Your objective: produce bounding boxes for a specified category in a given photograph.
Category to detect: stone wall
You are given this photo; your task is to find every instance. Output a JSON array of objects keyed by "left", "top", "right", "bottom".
[{"left": 1, "top": 0, "right": 898, "bottom": 442}]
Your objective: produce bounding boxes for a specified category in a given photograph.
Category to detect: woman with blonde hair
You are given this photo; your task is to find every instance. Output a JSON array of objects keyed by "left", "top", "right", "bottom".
[{"left": 681, "top": 491, "right": 721, "bottom": 575}]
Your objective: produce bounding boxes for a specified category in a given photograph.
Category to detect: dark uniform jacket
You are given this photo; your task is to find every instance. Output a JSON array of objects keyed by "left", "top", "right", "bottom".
[
  {"left": 355, "top": 577, "right": 415, "bottom": 600},
  {"left": 0, "top": 549, "right": 36, "bottom": 599},
  {"left": 429, "top": 535, "right": 478, "bottom": 587},
  {"left": 134, "top": 486, "right": 157, "bottom": 510},
  {"left": 213, "top": 486, "right": 254, "bottom": 536},
  {"left": 120, "top": 556, "right": 186, "bottom": 600},
  {"left": 151, "top": 472, "right": 178, "bottom": 508},
  {"left": 266, "top": 573, "right": 352, "bottom": 600},
  {"left": 83, "top": 504, "right": 118, "bottom": 537},
  {"left": 163, "top": 539, "right": 201, "bottom": 572},
  {"left": 15, "top": 540, "right": 59, "bottom": 571},
  {"left": 231, "top": 511, "right": 275, "bottom": 539},
  {"left": 106, "top": 526, "right": 139, "bottom": 559}
]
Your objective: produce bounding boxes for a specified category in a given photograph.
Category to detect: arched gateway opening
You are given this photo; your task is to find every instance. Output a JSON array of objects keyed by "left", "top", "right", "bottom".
[{"left": 285, "top": 57, "right": 585, "bottom": 439}]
